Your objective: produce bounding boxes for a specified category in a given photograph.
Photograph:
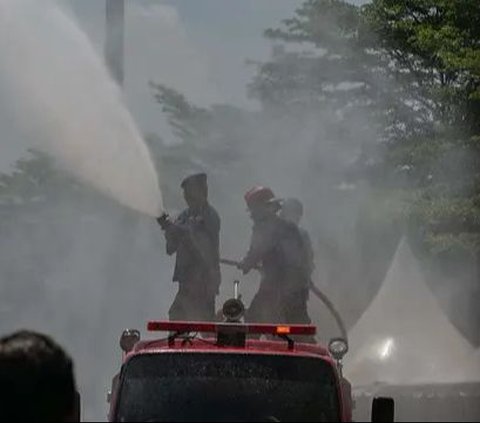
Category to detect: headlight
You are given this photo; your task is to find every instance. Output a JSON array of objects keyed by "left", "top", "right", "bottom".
[
  {"left": 120, "top": 329, "right": 140, "bottom": 353},
  {"left": 328, "top": 337, "right": 349, "bottom": 361}
]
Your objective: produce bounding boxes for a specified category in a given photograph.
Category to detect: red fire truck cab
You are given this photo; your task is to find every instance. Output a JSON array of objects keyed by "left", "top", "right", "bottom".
[{"left": 107, "top": 302, "right": 393, "bottom": 422}]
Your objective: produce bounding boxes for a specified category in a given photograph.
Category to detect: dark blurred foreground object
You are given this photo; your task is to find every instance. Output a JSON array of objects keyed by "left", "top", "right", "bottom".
[
  {"left": 371, "top": 397, "right": 395, "bottom": 422},
  {"left": 0, "top": 330, "right": 80, "bottom": 422}
]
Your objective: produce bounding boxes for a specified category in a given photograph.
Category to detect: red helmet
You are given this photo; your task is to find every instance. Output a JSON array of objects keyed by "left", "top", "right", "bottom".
[{"left": 244, "top": 186, "right": 276, "bottom": 208}]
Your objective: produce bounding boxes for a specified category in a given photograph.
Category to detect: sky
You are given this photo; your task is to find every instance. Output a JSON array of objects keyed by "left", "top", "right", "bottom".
[
  {"left": 0, "top": 0, "right": 365, "bottom": 172},
  {"left": 68, "top": 0, "right": 304, "bottom": 135},
  {"left": 68, "top": 0, "right": 366, "bottom": 136}
]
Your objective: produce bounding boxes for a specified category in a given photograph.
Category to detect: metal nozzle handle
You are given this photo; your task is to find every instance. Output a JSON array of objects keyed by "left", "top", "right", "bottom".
[{"left": 234, "top": 280, "right": 240, "bottom": 300}]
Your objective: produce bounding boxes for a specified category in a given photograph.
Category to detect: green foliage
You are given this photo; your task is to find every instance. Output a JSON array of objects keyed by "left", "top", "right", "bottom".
[
  {"left": 3, "top": 0, "right": 479, "bottom": 280},
  {"left": 361, "top": 0, "right": 480, "bottom": 256},
  {"left": 265, "top": 0, "right": 361, "bottom": 45},
  {"left": 0, "top": 150, "right": 77, "bottom": 206},
  {"left": 364, "top": 0, "right": 480, "bottom": 132},
  {"left": 150, "top": 83, "right": 212, "bottom": 142},
  {"left": 250, "top": 0, "right": 380, "bottom": 116},
  {"left": 148, "top": 83, "right": 254, "bottom": 210},
  {"left": 0, "top": 149, "right": 114, "bottom": 220},
  {"left": 147, "top": 0, "right": 480, "bottom": 259}
]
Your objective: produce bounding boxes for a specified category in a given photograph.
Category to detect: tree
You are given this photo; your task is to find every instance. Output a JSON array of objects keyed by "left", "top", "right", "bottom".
[
  {"left": 365, "top": 0, "right": 480, "bottom": 132},
  {"left": 0, "top": 150, "right": 84, "bottom": 311},
  {"left": 249, "top": 0, "right": 387, "bottom": 147},
  {"left": 359, "top": 0, "right": 480, "bottom": 343},
  {"left": 246, "top": 0, "right": 404, "bottom": 322},
  {"left": 149, "top": 1, "right": 401, "bottom": 326},
  {"left": 148, "top": 83, "right": 253, "bottom": 211},
  {"left": 149, "top": 0, "right": 480, "bottom": 341},
  {"left": 362, "top": 1, "right": 480, "bottom": 259}
]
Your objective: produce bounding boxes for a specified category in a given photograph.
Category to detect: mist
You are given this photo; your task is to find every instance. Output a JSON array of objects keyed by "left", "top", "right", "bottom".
[
  {"left": 0, "top": 0, "right": 162, "bottom": 216},
  {"left": 0, "top": 1, "right": 478, "bottom": 421},
  {"left": 0, "top": 0, "right": 168, "bottom": 418}
]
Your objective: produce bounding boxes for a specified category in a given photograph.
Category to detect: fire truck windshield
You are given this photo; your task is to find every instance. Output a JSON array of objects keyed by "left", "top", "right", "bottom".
[{"left": 115, "top": 352, "right": 340, "bottom": 422}]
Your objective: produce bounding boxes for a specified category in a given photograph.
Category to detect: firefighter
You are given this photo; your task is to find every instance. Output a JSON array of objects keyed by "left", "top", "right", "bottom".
[
  {"left": 238, "top": 187, "right": 313, "bottom": 334},
  {"left": 279, "top": 198, "right": 315, "bottom": 278},
  {"left": 157, "top": 173, "right": 221, "bottom": 321}
]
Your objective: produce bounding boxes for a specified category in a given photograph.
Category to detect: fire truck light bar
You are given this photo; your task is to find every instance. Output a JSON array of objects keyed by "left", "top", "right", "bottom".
[{"left": 147, "top": 321, "right": 316, "bottom": 336}]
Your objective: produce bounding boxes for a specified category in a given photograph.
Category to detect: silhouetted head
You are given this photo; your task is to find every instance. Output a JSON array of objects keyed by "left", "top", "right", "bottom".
[
  {"left": 181, "top": 173, "right": 208, "bottom": 209},
  {"left": 0, "top": 330, "right": 77, "bottom": 422},
  {"left": 279, "top": 198, "right": 303, "bottom": 225},
  {"left": 244, "top": 186, "right": 281, "bottom": 222}
]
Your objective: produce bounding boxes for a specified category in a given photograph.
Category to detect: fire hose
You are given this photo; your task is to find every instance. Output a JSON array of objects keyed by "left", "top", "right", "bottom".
[{"left": 220, "top": 258, "right": 348, "bottom": 342}]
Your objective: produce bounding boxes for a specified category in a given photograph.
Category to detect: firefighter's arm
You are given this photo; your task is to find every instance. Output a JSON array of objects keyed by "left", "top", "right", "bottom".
[
  {"left": 156, "top": 213, "right": 170, "bottom": 229},
  {"left": 157, "top": 213, "right": 188, "bottom": 255},
  {"left": 239, "top": 224, "right": 273, "bottom": 274}
]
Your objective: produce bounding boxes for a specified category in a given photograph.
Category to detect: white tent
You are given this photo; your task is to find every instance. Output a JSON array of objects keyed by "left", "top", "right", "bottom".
[
  {"left": 344, "top": 239, "right": 477, "bottom": 387},
  {"left": 471, "top": 349, "right": 480, "bottom": 374}
]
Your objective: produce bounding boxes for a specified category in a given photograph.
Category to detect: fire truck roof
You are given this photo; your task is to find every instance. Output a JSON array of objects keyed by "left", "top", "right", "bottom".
[
  {"left": 121, "top": 320, "right": 333, "bottom": 362},
  {"left": 130, "top": 337, "right": 332, "bottom": 360}
]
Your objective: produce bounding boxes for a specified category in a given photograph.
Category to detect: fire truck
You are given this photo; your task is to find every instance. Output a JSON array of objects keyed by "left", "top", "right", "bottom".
[{"left": 106, "top": 284, "right": 394, "bottom": 422}]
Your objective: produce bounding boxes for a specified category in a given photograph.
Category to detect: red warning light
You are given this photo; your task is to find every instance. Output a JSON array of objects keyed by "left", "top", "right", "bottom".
[{"left": 147, "top": 321, "right": 316, "bottom": 336}]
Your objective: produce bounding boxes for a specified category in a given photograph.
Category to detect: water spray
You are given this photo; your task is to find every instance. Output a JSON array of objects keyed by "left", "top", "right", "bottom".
[{"left": 0, "top": 0, "right": 163, "bottom": 217}]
